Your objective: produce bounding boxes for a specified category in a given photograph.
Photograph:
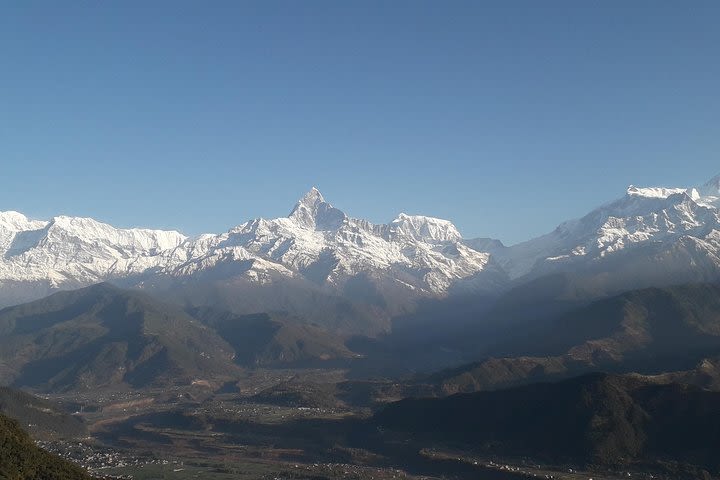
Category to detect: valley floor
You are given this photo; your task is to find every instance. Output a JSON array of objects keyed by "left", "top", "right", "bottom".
[{"left": 35, "top": 368, "right": 695, "bottom": 480}]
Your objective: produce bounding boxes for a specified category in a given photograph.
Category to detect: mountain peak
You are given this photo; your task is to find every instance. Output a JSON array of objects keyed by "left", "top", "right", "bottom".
[
  {"left": 298, "top": 187, "right": 325, "bottom": 207},
  {"left": 0, "top": 210, "right": 47, "bottom": 232},
  {"left": 288, "top": 187, "right": 345, "bottom": 230},
  {"left": 389, "top": 213, "right": 462, "bottom": 242},
  {"left": 626, "top": 185, "right": 695, "bottom": 199}
]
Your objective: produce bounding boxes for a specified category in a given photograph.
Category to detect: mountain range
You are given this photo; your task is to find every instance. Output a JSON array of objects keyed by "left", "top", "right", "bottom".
[
  {"left": 0, "top": 187, "right": 495, "bottom": 298},
  {"left": 2, "top": 174, "right": 720, "bottom": 334}
]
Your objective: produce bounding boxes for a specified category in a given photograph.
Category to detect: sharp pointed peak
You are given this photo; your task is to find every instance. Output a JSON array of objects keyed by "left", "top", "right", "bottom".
[
  {"left": 290, "top": 187, "right": 327, "bottom": 217},
  {"left": 298, "top": 186, "right": 325, "bottom": 205},
  {"left": 288, "top": 187, "right": 346, "bottom": 230}
]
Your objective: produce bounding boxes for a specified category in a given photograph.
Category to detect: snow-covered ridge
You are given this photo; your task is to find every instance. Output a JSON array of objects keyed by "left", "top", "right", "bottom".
[
  {"left": 0, "top": 211, "right": 46, "bottom": 231},
  {"left": 626, "top": 185, "right": 700, "bottom": 200},
  {"left": 482, "top": 174, "right": 720, "bottom": 280},
  {"left": 388, "top": 213, "right": 462, "bottom": 243},
  {"left": 0, "top": 188, "right": 489, "bottom": 305}
]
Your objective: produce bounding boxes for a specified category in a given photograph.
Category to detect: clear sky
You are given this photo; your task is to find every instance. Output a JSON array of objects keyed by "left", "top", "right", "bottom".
[{"left": 1, "top": 1, "right": 719, "bottom": 244}]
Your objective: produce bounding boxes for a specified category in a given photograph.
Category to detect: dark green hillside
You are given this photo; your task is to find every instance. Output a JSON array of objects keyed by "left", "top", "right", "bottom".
[
  {"left": 0, "top": 412, "right": 92, "bottom": 480},
  {"left": 0, "top": 283, "right": 238, "bottom": 392}
]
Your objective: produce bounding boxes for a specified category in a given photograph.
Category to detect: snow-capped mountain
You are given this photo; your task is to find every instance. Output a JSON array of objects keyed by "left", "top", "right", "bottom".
[
  {"left": 467, "top": 174, "right": 720, "bottom": 293},
  {"left": 0, "top": 213, "right": 186, "bottom": 283},
  {"left": 163, "top": 188, "right": 495, "bottom": 294},
  {"left": 0, "top": 188, "right": 495, "bottom": 308},
  {"left": 0, "top": 211, "right": 187, "bottom": 305}
]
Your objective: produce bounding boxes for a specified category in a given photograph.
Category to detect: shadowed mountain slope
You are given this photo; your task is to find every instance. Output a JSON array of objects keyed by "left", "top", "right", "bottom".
[
  {"left": 0, "top": 283, "right": 237, "bottom": 392},
  {"left": 433, "top": 283, "right": 720, "bottom": 394},
  {"left": 187, "top": 307, "right": 359, "bottom": 366},
  {"left": 375, "top": 372, "right": 720, "bottom": 473}
]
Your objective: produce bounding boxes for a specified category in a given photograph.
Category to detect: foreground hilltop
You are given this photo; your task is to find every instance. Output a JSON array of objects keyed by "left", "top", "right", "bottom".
[{"left": 0, "top": 412, "right": 92, "bottom": 480}]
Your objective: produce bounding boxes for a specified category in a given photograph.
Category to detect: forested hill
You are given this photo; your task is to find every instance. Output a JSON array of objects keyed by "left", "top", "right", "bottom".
[{"left": 0, "top": 412, "right": 92, "bottom": 480}]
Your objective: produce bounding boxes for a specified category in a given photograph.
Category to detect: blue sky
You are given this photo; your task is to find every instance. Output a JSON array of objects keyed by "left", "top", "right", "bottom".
[{"left": 1, "top": 1, "right": 718, "bottom": 244}]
